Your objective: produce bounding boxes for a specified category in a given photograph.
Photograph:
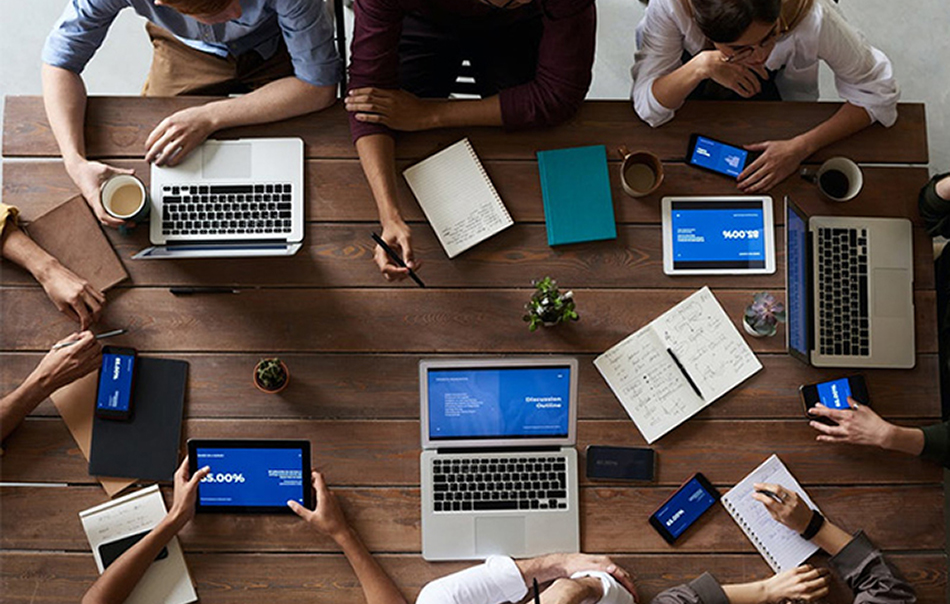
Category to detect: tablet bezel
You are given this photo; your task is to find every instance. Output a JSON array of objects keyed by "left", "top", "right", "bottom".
[
  {"left": 188, "top": 439, "right": 312, "bottom": 514},
  {"left": 662, "top": 196, "right": 776, "bottom": 276}
]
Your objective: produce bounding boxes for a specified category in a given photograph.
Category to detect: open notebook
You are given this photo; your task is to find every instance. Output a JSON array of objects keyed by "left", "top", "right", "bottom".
[
  {"left": 721, "top": 455, "right": 821, "bottom": 572},
  {"left": 403, "top": 138, "right": 513, "bottom": 258}
]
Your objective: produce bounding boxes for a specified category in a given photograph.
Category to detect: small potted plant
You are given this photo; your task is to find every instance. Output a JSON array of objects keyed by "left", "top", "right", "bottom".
[
  {"left": 523, "top": 276, "right": 579, "bottom": 332},
  {"left": 253, "top": 357, "right": 289, "bottom": 394},
  {"left": 743, "top": 292, "right": 786, "bottom": 337}
]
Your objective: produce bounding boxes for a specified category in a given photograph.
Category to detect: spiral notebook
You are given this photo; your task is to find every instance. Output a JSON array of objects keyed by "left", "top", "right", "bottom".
[
  {"left": 403, "top": 138, "right": 513, "bottom": 258},
  {"left": 721, "top": 455, "right": 821, "bottom": 572}
]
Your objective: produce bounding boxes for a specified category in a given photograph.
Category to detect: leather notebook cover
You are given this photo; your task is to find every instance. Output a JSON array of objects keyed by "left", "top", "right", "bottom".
[
  {"left": 537, "top": 145, "right": 617, "bottom": 246},
  {"left": 89, "top": 358, "right": 188, "bottom": 482},
  {"left": 24, "top": 195, "right": 129, "bottom": 292}
]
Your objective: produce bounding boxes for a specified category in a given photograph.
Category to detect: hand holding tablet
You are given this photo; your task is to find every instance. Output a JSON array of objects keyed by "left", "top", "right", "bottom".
[{"left": 287, "top": 471, "right": 351, "bottom": 540}]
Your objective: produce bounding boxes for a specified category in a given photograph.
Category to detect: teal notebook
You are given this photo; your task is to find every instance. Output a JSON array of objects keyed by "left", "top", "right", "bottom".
[{"left": 537, "top": 145, "right": 617, "bottom": 246}]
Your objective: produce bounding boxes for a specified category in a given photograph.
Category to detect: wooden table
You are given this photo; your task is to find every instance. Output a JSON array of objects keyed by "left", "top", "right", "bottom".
[{"left": 1, "top": 98, "right": 944, "bottom": 603}]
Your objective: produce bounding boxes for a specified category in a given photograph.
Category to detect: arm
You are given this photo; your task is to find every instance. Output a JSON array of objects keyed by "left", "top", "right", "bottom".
[
  {"left": 289, "top": 471, "right": 407, "bottom": 604},
  {"left": 82, "top": 458, "right": 210, "bottom": 604},
  {"left": 808, "top": 400, "right": 928, "bottom": 458}
]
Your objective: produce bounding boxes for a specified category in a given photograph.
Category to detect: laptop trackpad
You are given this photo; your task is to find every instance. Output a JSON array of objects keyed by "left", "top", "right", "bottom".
[
  {"left": 874, "top": 269, "right": 911, "bottom": 318},
  {"left": 202, "top": 143, "right": 252, "bottom": 179},
  {"left": 475, "top": 517, "right": 525, "bottom": 556}
]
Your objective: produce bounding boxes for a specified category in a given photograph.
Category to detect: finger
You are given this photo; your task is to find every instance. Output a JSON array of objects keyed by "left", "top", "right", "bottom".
[
  {"left": 176, "top": 456, "right": 190, "bottom": 480},
  {"left": 738, "top": 154, "right": 768, "bottom": 182},
  {"left": 751, "top": 63, "right": 769, "bottom": 80},
  {"left": 344, "top": 94, "right": 372, "bottom": 104},
  {"left": 96, "top": 207, "right": 126, "bottom": 228},
  {"left": 83, "top": 290, "right": 103, "bottom": 317},
  {"left": 85, "top": 284, "right": 107, "bottom": 304},
  {"left": 154, "top": 137, "right": 185, "bottom": 167},
  {"left": 355, "top": 113, "right": 386, "bottom": 124},
  {"left": 745, "top": 173, "right": 774, "bottom": 193},
  {"left": 145, "top": 119, "right": 168, "bottom": 150},
  {"left": 165, "top": 138, "right": 198, "bottom": 167},
  {"left": 287, "top": 499, "right": 309, "bottom": 518},
  {"left": 107, "top": 166, "right": 136, "bottom": 177},
  {"left": 347, "top": 87, "right": 376, "bottom": 96},
  {"left": 738, "top": 166, "right": 769, "bottom": 191},
  {"left": 344, "top": 102, "right": 381, "bottom": 113},
  {"left": 809, "top": 420, "right": 849, "bottom": 436},
  {"left": 816, "top": 434, "right": 850, "bottom": 443},
  {"left": 312, "top": 471, "right": 331, "bottom": 500},
  {"left": 191, "top": 465, "right": 211, "bottom": 485},
  {"left": 146, "top": 127, "right": 179, "bottom": 164},
  {"left": 382, "top": 265, "right": 410, "bottom": 280},
  {"left": 72, "top": 302, "right": 92, "bottom": 330}
]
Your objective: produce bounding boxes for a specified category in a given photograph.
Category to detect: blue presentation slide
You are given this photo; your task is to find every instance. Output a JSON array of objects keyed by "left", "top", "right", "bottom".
[
  {"left": 786, "top": 207, "right": 809, "bottom": 355},
  {"left": 196, "top": 447, "right": 305, "bottom": 507},
  {"left": 654, "top": 477, "right": 717, "bottom": 539},
  {"left": 816, "top": 378, "right": 852, "bottom": 409},
  {"left": 96, "top": 353, "right": 134, "bottom": 412},
  {"left": 690, "top": 136, "right": 749, "bottom": 178},
  {"left": 428, "top": 367, "right": 571, "bottom": 439},
  {"left": 671, "top": 204, "right": 766, "bottom": 267}
]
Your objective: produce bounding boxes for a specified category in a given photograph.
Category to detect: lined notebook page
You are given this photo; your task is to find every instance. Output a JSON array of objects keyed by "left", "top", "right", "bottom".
[
  {"left": 403, "top": 138, "right": 513, "bottom": 258},
  {"left": 721, "top": 455, "right": 821, "bottom": 572}
]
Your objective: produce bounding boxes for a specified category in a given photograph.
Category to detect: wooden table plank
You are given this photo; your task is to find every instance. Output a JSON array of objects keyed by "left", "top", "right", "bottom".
[
  {"left": 3, "top": 98, "right": 929, "bottom": 164},
  {"left": 1, "top": 419, "right": 942, "bottom": 486}
]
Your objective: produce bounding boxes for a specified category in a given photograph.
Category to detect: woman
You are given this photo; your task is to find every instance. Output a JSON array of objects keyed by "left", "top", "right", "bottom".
[{"left": 630, "top": 0, "right": 899, "bottom": 193}]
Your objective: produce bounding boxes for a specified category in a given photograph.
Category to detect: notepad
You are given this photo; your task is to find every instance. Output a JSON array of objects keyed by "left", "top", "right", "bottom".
[
  {"left": 537, "top": 145, "right": 617, "bottom": 246},
  {"left": 721, "top": 455, "right": 821, "bottom": 572},
  {"left": 403, "top": 138, "right": 513, "bottom": 258},
  {"left": 80, "top": 485, "right": 197, "bottom": 604},
  {"left": 594, "top": 287, "right": 761, "bottom": 443}
]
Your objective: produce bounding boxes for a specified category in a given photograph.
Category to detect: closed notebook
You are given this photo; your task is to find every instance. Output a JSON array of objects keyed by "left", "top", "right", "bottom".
[
  {"left": 537, "top": 145, "right": 617, "bottom": 246},
  {"left": 89, "top": 358, "right": 188, "bottom": 482}
]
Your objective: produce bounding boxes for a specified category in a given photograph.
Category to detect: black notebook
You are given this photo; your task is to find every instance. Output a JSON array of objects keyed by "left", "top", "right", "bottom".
[{"left": 89, "top": 358, "right": 188, "bottom": 482}]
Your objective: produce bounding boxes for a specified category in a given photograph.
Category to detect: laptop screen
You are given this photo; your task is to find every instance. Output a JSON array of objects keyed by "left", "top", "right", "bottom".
[
  {"left": 786, "top": 200, "right": 809, "bottom": 358},
  {"left": 427, "top": 365, "right": 572, "bottom": 441}
]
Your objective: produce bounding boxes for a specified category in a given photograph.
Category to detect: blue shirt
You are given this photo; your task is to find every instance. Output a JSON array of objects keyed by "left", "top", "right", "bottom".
[{"left": 42, "top": 0, "right": 342, "bottom": 88}]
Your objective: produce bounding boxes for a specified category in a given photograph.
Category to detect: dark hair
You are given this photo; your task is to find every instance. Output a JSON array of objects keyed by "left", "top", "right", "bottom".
[{"left": 691, "top": 0, "right": 782, "bottom": 43}]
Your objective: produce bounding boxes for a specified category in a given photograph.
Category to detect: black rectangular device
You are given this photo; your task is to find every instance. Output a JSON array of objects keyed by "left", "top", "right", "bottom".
[
  {"left": 188, "top": 439, "right": 313, "bottom": 514},
  {"left": 648, "top": 473, "right": 720, "bottom": 544},
  {"left": 686, "top": 133, "right": 756, "bottom": 179},
  {"left": 95, "top": 346, "right": 137, "bottom": 421},
  {"left": 98, "top": 531, "right": 168, "bottom": 569},
  {"left": 586, "top": 446, "right": 655, "bottom": 482},
  {"left": 800, "top": 374, "right": 869, "bottom": 425}
]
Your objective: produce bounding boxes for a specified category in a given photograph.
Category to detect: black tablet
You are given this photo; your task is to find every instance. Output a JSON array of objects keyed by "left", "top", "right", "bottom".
[{"left": 188, "top": 439, "right": 312, "bottom": 513}]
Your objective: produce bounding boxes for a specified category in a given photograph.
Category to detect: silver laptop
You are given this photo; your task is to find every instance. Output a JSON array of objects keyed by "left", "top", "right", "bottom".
[
  {"left": 785, "top": 196, "right": 915, "bottom": 368},
  {"left": 133, "top": 138, "right": 305, "bottom": 259},
  {"left": 420, "top": 358, "right": 580, "bottom": 561}
]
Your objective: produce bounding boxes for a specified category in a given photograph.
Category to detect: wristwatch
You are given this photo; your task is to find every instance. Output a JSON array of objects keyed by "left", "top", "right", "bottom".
[{"left": 800, "top": 510, "right": 825, "bottom": 540}]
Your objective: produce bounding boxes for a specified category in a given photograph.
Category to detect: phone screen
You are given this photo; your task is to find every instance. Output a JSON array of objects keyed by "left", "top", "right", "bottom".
[
  {"left": 815, "top": 377, "right": 853, "bottom": 410},
  {"left": 688, "top": 135, "right": 750, "bottom": 178},
  {"left": 587, "top": 446, "right": 654, "bottom": 481},
  {"left": 96, "top": 352, "right": 135, "bottom": 414},
  {"left": 650, "top": 475, "right": 719, "bottom": 542}
]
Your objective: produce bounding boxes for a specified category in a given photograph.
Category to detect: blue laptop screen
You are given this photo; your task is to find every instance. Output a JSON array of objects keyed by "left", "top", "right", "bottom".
[
  {"left": 786, "top": 202, "right": 809, "bottom": 358},
  {"left": 427, "top": 366, "right": 572, "bottom": 440},
  {"left": 670, "top": 201, "right": 767, "bottom": 269}
]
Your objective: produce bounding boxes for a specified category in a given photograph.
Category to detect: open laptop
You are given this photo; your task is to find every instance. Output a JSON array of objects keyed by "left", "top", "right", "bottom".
[
  {"left": 133, "top": 138, "right": 305, "bottom": 259},
  {"left": 420, "top": 358, "right": 580, "bottom": 561},
  {"left": 785, "top": 196, "right": 915, "bottom": 368}
]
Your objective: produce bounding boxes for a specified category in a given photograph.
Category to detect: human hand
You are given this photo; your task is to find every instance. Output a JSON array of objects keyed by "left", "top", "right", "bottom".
[
  {"left": 288, "top": 471, "right": 351, "bottom": 541},
  {"left": 65, "top": 159, "right": 135, "bottom": 228},
  {"left": 700, "top": 51, "right": 769, "bottom": 99},
  {"left": 374, "top": 219, "right": 420, "bottom": 282},
  {"left": 540, "top": 577, "right": 603, "bottom": 604},
  {"left": 37, "top": 261, "right": 105, "bottom": 329},
  {"left": 751, "top": 483, "right": 813, "bottom": 534},
  {"left": 737, "top": 138, "right": 810, "bottom": 193},
  {"left": 169, "top": 457, "right": 211, "bottom": 528},
  {"left": 554, "top": 553, "right": 638, "bottom": 600},
  {"left": 808, "top": 399, "right": 893, "bottom": 448},
  {"left": 761, "top": 565, "right": 831, "bottom": 603},
  {"left": 145, "top": 105, "right": 217, "bottom": 167},
  {"left": 32, "top": 331, "right": 102, "bottom": 394},
  {"left": 345, "top": 88, "right": 435, "bottom": 131}
]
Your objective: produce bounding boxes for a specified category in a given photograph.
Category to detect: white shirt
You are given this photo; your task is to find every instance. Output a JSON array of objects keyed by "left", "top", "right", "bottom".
[
  {"left": 629, "top": 0, "right": 900, "bottom": 128},
  {"left": 415, "top": 556, "right": 635, "bottom": 604}
]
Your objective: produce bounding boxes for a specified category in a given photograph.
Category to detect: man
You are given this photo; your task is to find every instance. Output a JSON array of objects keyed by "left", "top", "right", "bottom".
[
  {"left": 343, "top": 0, "right": 596, "bottom": 281},
  {"left": 42, "top": 0, "right": 342, "bottom": 228}
]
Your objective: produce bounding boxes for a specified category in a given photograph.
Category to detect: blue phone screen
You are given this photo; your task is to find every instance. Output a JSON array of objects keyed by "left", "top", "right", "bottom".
[
  {"left": 690, "top": 136, "right": 750, "bottom": 178},
  {"left": 653, "top": 476, "right": 718, "bottom": 539},
  {"left": 815, "top": 378, "right": 853, "bottom": 409},
  {"left": 96, "top": 352, "right": 134, "bottom": 413}
]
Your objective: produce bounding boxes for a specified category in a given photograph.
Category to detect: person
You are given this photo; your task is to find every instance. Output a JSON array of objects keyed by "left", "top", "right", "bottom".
[
  {"left": 289, "top": 471, "right": 637, "bottom": 604},
  {"left": 81, "top": 458, "right": 211, "bottom": 604},
  {"left": 629, "top": 0, "right": 900, "bottom": 193},
  {"left": 42, "top": 0, "right": 342, "bottom": 228},
  {"left": 1, "top": 202, "right": 105, "bottom": 328},
  {"left": 1, "top": 331, "right": 102, "bottom": 443},
  {"left": 651, "top": 482, "right": 915, "bottom": 604},
  {"left": 342, "top": 0, "right": 596, "bottom": 282}
]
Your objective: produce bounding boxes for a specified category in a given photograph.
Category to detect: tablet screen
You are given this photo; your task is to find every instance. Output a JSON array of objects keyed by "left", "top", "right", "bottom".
[{"left": 670, "top": 200, "right": 768, "bottom": 270}]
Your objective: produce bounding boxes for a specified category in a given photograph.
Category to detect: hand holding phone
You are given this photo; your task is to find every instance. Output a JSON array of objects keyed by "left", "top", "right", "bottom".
[
  {"left": 686, "top": 134, "right": 757, "bottom": 179},
  {"left": 800, "top": 375, "right": 868, "bottom": 426}
]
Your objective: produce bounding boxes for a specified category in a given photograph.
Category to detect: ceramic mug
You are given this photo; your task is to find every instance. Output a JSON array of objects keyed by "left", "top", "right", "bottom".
[
  {"left": 101, "top": 174, "right": 150, "bottom": 223},
  {"left": 800, "top": 157, "right": 863, "bottom": 202},
  {"left": 618, "top": 146, "right": 664, "bottom": 198}
]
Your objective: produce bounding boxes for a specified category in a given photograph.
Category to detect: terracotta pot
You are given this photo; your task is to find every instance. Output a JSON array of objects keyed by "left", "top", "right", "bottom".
[{"left": 253, "top": 360, "right": 290, "bottom": 394}]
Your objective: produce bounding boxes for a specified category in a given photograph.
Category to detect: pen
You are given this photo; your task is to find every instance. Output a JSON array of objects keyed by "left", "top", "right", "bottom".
[
  {"left": 667, "top": 348, "right": 703, "bottom": 400},
  {"left": 533, "top": 578, "right": 540, "bottom": 604},
  {"left": 756, "top": 489, "right": 785, "bottom": 504},
  {"left": 371, "top": 232, "right": 425, "bottom": 288},
  {"left": 170, "top": 286, "right": 240, "bottom": 295},
  {"left": 52, "top": 328, "right": 128, "bottom": 350}
]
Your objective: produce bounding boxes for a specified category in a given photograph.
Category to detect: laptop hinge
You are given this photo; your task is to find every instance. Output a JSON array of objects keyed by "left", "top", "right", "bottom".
[
  {"left": 436, "top": 445, "right": 562, "bottom": 455},
  {"left": 806, "top": 229, "right": 816, "bottom": 353}
]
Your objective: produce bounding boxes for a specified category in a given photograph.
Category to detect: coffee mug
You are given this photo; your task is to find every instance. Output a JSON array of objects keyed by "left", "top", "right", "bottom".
[
  {"left": 800, "top": 157, "right": 863, "bottom": 202},
  {"left": 618, "top": 146, "right": 664, "bottom": 198},
  {"left": 101, "top": 174, "right": 150, "bottom": 223}
]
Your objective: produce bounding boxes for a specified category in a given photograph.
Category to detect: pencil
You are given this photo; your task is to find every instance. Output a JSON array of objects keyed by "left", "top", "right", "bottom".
[{"left": 52, "top": 328, "right": 128, "bottom": 350}]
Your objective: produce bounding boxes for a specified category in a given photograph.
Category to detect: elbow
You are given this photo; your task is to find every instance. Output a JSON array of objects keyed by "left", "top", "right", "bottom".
[{"left": 505, "top": 86, "right": 587, "bottom": 130}]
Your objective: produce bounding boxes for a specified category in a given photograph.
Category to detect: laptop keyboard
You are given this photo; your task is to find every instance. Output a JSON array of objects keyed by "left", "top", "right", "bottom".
[
  {"left": 817, "top": 227, "right": 870, "bottom": 357},
  {"left": 160, "top": 184, "right": 294, "bottom": 236},
  {"left": 431, "top": 455, "right": 569, "bottom": 513}
]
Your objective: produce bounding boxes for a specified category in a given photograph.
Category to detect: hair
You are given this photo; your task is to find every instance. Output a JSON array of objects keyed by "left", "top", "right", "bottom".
[
  {"left": 158, "top": 0, "right": 233, "bottom": 15},
  {"left": 690, "top": 0, "right": 782, "bottom": 43}
]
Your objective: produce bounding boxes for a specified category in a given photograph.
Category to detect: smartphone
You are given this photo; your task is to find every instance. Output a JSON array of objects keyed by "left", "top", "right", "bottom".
[
  {"left": 95, "top": 346, "right": 137, "bottom": 421},
  {"left": 686, "top": 133, "right": 756, "bottom": 179},
  {"left": 586, "top": 446, "right": 655, "bottom": 482},
  {"left": 648, "top": 473, "right": 720, "bottom": 544},
  {"left": 800, "top": 374, "right": 869, "bottom": 426},
  {"left": 98, "top": 531, "right": 168, "bottom": 569}
]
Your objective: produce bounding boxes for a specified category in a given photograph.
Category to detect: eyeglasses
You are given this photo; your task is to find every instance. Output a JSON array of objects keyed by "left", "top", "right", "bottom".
[{"left": 721, "top": 19, "right": 787, "bottom": 64}]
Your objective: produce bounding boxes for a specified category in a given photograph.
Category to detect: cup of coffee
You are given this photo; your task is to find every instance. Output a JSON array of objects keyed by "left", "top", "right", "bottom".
[
  {"left": 618, "top": 146, "right": 664, "bottom": 198},
  {"left": 800, "top": 157, "right": 863, "bottom": 202},
  {"left": 101, "top": 174, "right": 150, "bottom": 223}
]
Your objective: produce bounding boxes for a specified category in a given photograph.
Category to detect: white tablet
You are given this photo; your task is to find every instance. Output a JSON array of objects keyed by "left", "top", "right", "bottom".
[{"left": 662, "top": 196, "right": 775, "bottom": 275}]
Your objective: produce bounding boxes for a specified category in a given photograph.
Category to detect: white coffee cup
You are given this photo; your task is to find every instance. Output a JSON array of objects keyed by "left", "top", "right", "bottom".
[
  {"left": 101, "top": 174, "right": 149, "bottom": 222},
  {"left": 801, "top": 157, "right": 863, "bottom": 202}
]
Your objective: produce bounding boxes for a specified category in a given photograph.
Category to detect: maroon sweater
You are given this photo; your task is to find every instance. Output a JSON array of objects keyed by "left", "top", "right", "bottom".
[{"left": 347, "top": 0, "right": 596, "bottom": 142}]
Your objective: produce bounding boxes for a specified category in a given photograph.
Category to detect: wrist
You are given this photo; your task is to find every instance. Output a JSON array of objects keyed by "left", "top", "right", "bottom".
[
  {"left": 163, "top": 510, "right": 190, "bottom": 533},
  {"left": 693, "top": 52, "right": 717, "bottom": 82},
  {"left": 330, "top": 525, "right": 359, "bottom": 547},
  {"left": 790, "top": 134, "right": 818, "bottom": 159},
  {"left": 63, "top": 152, "right": 87, "bottom": 175},
  {"left": 30, "top": 254, "right": 61, "bottom": 285}
]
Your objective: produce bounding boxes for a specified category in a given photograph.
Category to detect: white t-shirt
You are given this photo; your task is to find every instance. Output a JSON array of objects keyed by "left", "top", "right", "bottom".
[{"left": 629, "top": 0, "right": 900, "bottom": 128}]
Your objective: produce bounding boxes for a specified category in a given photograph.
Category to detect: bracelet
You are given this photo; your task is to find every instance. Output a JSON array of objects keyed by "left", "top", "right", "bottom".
[{"left": 800, "top": 510, "right": 825, "bottom": 540}]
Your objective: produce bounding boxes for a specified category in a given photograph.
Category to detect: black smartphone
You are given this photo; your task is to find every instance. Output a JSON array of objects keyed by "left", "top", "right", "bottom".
[
  {"left": 800, "top": 374, "right": 869, "bottom": 426},
  {"left": 686, "top": 133, "right": 756, "bottom": 179},
  {"left": 98, "top": 531, "right": 168, "bottom": 569},
  {"left": 95, "top": 346, "right": 137, "bottom": 421},
  {"left": 586, "top": 446, "right": 655, "bottom": 482},
  {"left": 648, "top": 473, "right": 720, "bottom": 544}
]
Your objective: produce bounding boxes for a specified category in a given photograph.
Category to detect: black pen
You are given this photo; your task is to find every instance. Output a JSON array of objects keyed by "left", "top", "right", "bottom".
[
  {"left": 667, "top": 348, "right": 703, "bottom": 400},
  {"left": 533, "top": 578, "right": 540, "bottom": 604},
  {"left": 170, "top": 287, "right": 240, "bottom": 295},
  {"left": 756, "top": 489, "right": 785, "bottom": 504},
  {"left": 371, "top": 232, "right": 425, "bottom": 288}
]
